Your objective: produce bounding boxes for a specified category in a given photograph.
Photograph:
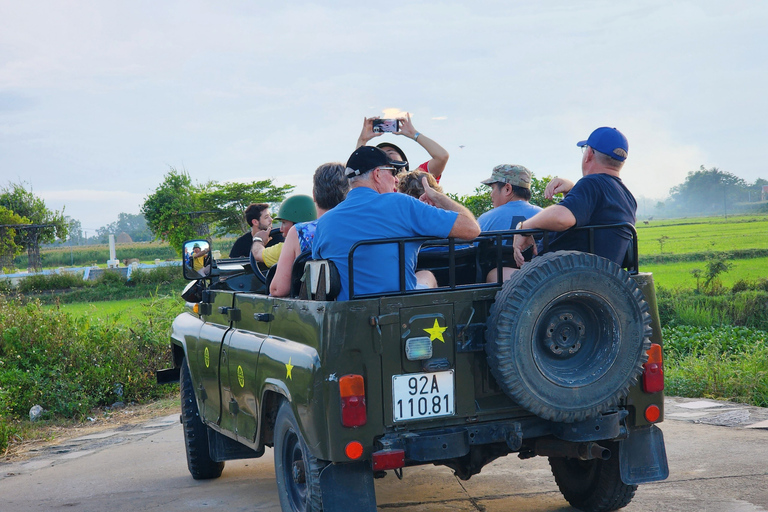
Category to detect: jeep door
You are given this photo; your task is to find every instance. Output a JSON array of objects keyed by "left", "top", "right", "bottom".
[
  {"left": 219, "top": 293, "right": 272, "bottom": 443},
  {"left": 196, "top": 289, "right": 237, "bottom": 425}
]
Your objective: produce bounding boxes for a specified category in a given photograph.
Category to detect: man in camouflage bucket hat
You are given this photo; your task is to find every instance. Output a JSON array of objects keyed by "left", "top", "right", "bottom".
[
  {"left": 477, "top": 164, "right": 543, "bottom": 281},
  {"left": 478, "top": 164, "right": 542, "bottom": 233}
]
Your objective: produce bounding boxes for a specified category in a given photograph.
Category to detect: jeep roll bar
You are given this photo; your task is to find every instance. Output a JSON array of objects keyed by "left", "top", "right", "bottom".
[{"left": 347, "top": 222, "right": 639, "bottom": 300}]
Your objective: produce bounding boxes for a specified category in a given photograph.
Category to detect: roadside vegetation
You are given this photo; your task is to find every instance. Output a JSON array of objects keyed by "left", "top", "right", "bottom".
[
  {"left": 2, "top": 212, "right": 768, "bottom": 454},
  {"left": 0, "top": 294, "right": 183, "bottom": 452},
  {"left": 2, "top": 265, "right": 187, "bottom": 305},
  {"left": 635, "top": 214, "right": 768, "bottom": 406}
]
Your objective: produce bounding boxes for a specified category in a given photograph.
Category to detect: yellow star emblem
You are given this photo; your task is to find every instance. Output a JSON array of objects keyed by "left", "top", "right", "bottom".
[
  {"left": 424, "top": 319, "right": 447, "bottom": 343},
  {"left": 285, "top": 358, "right": 294, "bottom": 380}
]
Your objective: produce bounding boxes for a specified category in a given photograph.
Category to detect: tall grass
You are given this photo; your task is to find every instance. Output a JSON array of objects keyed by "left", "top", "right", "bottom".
[
  {"left": 7, "top": 266, "right": 187, "bottom": 305},
  {"left": 0, "top": 295, "right": 184, "bottom": 451},
  {"left": 657, "top": 287, "right": 768, "bottom": 331},
  {"left": 664, "top": 325, "right": 768, "bottom": 407}
]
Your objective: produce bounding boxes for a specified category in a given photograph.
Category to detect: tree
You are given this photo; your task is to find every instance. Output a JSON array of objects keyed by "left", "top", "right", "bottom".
[
  {"left": 95, "top": 213, "right": 152, "bottom": 243},
  {"left": 141, "top": 169, "right": 207, "bottom": 253},
  {"left": 667, "top": 166, "right": 748, "bottom": 216},
  {"left": 749, "top": 178, "right": 768, "bottom": 202},
  {"left": 530, "top": 175, "right": 560, "bottom": 209},
  {"left": 0, "top": 181, "right": 69, "bottom": 270},
  {"left": 0, "top": 206, "right": 29, "bottom": 270},
  {"left": 141, "top": 168, "right": 293, "bottom": 254},
  {"left": 65, "top": 217, "right": 85, "bottom": 245},
  {"left": 703, "top": 254, "right": 733, "bottom": 293}
]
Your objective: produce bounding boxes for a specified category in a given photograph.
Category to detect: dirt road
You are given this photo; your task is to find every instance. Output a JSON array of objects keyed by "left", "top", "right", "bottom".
[{"left": 1, "top": 398, "right": 767, "bottom": 511}]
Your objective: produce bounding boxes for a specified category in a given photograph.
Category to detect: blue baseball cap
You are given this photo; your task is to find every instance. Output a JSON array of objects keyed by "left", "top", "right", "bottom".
[{"left": 576, "top": 127, "right": 628, "bottom": 162}]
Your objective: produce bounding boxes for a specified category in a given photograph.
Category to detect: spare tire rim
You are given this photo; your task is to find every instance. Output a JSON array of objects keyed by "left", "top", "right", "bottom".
[{"left": 533, "top": 292, "right": 621, "bottom": 388}]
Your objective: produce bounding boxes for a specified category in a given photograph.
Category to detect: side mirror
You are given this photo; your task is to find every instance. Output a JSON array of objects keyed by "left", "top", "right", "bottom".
[{"left": 183, "top": 239, "right": 212, "bottom": 280}]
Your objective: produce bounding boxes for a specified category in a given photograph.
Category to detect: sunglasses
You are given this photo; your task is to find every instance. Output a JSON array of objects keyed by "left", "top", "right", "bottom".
[{"left": 378, "top": 166, "right": 399, "bottom": 177}]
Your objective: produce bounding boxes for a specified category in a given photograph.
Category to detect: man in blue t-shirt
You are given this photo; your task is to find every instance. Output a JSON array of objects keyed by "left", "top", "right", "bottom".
[
  {"left": 513, "top": 127, "right": 636, "bottom": 267},
  {"left": 478, "top": 164, "right": 542, "bottom": 232},
  {"left": 313, "top": 146, "right": 480, "bottom": 300}
]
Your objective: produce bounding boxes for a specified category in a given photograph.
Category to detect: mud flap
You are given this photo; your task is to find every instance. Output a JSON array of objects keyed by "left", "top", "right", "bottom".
[
  {"left": 320, "top": 461, "right": 377, "bottom": 511},
  {"left": 619, "top": 425, "right": 669, "bottom": 485}
]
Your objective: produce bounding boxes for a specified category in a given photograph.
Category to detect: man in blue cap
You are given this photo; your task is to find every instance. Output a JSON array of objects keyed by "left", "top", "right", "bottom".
[{"left": 512, "top": 127, "right": 636, "bottom": 267}]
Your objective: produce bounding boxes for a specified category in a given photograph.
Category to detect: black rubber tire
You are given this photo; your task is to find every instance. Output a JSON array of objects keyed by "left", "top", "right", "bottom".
[
  {"left": 485, "top": 251, "right": 652, "bottom": 422},
  {"left": 274, "top": 400, "right": 327, "bottom": 512},
  {"left": 180, "top": 357, "right": 224, "bottom": 479},
  {"left": 549, "top": 442, "right": 637, "bottom": 512}
]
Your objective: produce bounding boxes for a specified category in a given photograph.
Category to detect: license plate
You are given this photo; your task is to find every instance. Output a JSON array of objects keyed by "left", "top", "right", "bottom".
[{"left": 392, "top": 370, "right": 454, "bottom": 422}]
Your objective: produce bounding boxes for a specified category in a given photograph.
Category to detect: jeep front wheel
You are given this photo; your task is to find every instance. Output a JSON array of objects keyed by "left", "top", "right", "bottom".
[
  {"left": 180, "top": 357, "right": 224, "bottom": 479},
  {"left": 549, "top": 441, "right": 637, "bottom": 512},
  {"left": 274, "top": 400, "right": 327, "bottom": 512},
  {"left": 485, "top": 251, "right": 652, "bottom": 423}
]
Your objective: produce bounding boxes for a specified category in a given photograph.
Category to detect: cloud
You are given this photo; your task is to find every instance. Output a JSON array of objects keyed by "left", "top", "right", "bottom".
[{"left": 381, "top": 108, "right": 409, "bottom": 118}]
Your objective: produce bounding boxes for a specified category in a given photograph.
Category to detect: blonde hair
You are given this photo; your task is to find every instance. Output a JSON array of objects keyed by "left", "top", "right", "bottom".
[{"left": 397, "top": 170, "right": 442, "bottom": 198}]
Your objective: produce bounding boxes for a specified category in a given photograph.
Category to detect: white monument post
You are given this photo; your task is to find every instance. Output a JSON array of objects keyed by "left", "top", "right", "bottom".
[{"left": 107, "top": 234, "right": 119, "bottom": 268}]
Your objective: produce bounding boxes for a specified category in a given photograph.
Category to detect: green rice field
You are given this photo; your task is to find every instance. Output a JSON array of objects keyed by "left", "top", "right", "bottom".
[
  {"left": 637, "top": 214, "right": 768, "bottom": 256},
  {"left": 642, "top": 257, "right": 768, "bottom": 289},
  {"left": 636, "top": 214, "right": 768, "bottom": 289}
]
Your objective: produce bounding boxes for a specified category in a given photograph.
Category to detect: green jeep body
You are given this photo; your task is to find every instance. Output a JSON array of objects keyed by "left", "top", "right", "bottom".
[{"left": 159, "top": 225, "right": 669, "bottom": 512}]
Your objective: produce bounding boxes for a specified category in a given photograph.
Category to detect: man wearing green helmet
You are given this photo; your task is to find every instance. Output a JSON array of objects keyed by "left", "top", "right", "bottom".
[{"left": 251, "top": 194, "right": 317, "bottom": 268}]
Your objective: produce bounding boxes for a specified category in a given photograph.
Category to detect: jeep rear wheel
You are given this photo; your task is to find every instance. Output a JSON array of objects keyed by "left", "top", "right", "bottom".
[
  {"left": 274, "top": 400, "right": 328, "bottom": 512},
  {"left": 549, "top": 442, "right": 637, "bottom": 512},
  {"left": 485, "top": 251, "right": 652, "bottom": 422},
  {"left": 180, "top": 357, "right": 224, "bottom": 479}
]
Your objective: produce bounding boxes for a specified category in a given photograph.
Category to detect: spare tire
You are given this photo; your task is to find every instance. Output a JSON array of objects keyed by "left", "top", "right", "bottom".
[{"left": 485, "top": 251, "right": 652, "bottom": 423}]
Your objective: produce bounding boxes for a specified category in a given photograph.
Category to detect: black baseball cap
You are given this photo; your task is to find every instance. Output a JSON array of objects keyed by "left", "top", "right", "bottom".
[
  {"left": 376, "top": 142, "right": 409, "bottom": 171},
  {"left": 345, "top": 146, "right": 407, "bottom": 178}
]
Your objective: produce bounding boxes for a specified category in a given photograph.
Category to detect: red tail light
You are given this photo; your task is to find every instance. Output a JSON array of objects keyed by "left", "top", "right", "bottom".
[
  {"left": 372, "top": 449, "right": 405, "bottom": 471},
  {"left": 642, "top": 343, "right": 664, "bottom": 393},
  {"left": 339, "top": 374, "right": 367, "bottom": 427}
]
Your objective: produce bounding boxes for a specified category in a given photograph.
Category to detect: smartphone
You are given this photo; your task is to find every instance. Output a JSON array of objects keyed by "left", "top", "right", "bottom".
[{"left": 372, "top": 119, "right": 400, "bottom": 133}]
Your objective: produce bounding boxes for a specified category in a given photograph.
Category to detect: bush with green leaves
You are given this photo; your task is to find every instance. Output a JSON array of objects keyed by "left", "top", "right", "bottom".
[
  {"left": 0, "top": 295, "right": 181, "bottom": 451},
  {"left": 657, "top": 286, "right": 768, "bottom": 331},
  {"left": 15, "top": 272, "right": 88, "bottom": 293},
  {"left": 129, "top": 265, "right": 184, "bottom": 286},
  {"left": 663, "top": 325, "right": 768, "bottom": 407}
]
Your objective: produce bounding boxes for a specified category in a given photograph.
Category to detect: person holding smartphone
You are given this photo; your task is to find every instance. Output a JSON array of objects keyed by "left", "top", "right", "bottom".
[{"left": 356, "top": 112, "right": 449, "bottom": 183}]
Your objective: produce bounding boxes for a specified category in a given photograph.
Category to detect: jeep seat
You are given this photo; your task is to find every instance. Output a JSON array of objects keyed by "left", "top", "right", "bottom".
[{"left": 297, "top": 260, "right": 341, "bottom": 300}]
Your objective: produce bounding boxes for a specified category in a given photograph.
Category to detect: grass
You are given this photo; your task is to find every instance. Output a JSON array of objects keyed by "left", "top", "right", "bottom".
[
  {"left": 642, "top": 256, "right": 768, "bottom": 289},
  {"left": 637, "top": 214, "right": 768, "bottom": 256},
  {"left": 42, "top": 298, "right": 163, "bottom": 325},
  {"left": 663, "top": 325, "right": 768, "bottom": 407},
  {"left": 0, "top": 295, "right": 183, "bottom": 451}
]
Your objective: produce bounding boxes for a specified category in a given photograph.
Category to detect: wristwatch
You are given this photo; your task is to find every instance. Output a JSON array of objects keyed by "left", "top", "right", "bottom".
[
  {"left": 516, "top": 221, "right": 524, "bottom": 230},
  {"left": 252, "top": 236, "right": 264, "bottom": 244}
]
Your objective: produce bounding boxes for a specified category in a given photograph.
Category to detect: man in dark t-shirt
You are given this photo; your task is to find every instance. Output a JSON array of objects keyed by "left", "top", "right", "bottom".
[
  {"left": 513, "top": 127, "right": 636, "bottom": 267},
  {"left": 229, "top": 203, "right": 273, "bottom": 257}
]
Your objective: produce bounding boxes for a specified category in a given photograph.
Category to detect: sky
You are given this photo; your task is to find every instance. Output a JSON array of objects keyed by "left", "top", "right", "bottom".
[{"left": 1, "top": 1, "right": 766, "bottom": 233}]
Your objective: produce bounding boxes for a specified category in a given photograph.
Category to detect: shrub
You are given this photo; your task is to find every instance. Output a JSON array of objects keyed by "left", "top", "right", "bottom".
[
  {"left": 95, "top": 270, "right": 127, "bottom": 286},
  {"left": 731, "top": 279, "right": 753, "bottom": 293},
  {"left": 16, "top": 272, "right": 88, "bottom": 293},
  {"left": 664, "top": 325, "right": 768, "bottom": 407},
  {"left": 129, "top": 265, "right": 184, "bottom": 286},
  {"left": 0, "top": 295, "right": 181, "bottom": 422},
  {"left": 657, "top": 286, "right": 768, "bottom": 331}
]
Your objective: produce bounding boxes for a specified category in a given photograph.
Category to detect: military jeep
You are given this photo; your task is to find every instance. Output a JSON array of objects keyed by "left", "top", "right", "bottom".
[{"left": 158, "top": 224, "right": 668, "bottom": 512}]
